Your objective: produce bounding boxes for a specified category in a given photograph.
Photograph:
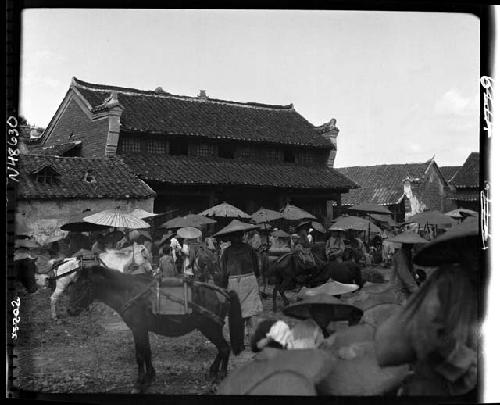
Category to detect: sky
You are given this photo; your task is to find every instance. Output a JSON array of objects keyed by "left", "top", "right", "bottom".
[{"left": 20, "top": 9, "right": 480, "bottom": 167}]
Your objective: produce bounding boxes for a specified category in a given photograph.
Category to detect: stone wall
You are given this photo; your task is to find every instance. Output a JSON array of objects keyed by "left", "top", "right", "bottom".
[{"left": 15, "top": 197, "right": 154, "bottom": 244}]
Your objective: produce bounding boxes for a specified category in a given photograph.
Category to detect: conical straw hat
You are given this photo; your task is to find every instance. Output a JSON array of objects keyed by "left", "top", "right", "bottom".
[
  {"left": 413, "top": 216, "right": 480, "bottom": 266},
  {"left": 297, "top": 280, "right": 359, "bottom": 299},
  {"left": 387, "top": 231, "right": 428, "bottom": 245},
  {"left": 283, "top": 294, "right": 362, "bottom": 321},
  {"left": 214, "top": 219, "right": 259, "bottom": 237}
]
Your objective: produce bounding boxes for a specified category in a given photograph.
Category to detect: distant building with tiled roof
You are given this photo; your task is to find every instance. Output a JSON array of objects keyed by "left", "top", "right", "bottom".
[
  {"left": 337, "top": 159, "right": 456, "bottom": 222},
  {"left": 39, "top": 77, "right": 357, "bottom": 221},
  {"left": 438, "top": 165, "right": 461, "bottom": 183},
  {"left": 16, "top": 154, "right": 155, "bottom": 243},
  {"left": 448, "top": 152, "right": 481, "bottom": 212}
]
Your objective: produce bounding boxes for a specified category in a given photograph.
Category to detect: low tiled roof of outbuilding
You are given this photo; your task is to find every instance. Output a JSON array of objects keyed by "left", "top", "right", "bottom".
[
  {"left": 337, "top": 163, "right": 430, "bottom": 205},
  {"left": 17, "top": 155, "right": 156, "bottom": 200},
  {"left": 121, "top": 153, "right": 357, "bottom": 190},
  {"left": 71, "top": 77, "right": 332, "bottom": 149},
  {"left": 450, "top": 152, "right": 480, "bottom": 189}
]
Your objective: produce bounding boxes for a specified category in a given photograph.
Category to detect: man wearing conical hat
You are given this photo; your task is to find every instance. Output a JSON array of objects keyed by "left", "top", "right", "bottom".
[
  {"left": 387, "top": 231, "right": 428, "bottom": 304},
  {"left": 375, "top": 218, "right": 480, "bottom": 397},
  {"left": 217, "top": 220, "right": 263, "bottom": 341}
]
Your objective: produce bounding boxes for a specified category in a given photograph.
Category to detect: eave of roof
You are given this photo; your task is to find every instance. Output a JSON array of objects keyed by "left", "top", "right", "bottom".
[
  {"left": 17, "top": 154, "right": 156, "bottom": 200},
  {"left": 120, "top": 153, "right": 357, "bottom": 191}
]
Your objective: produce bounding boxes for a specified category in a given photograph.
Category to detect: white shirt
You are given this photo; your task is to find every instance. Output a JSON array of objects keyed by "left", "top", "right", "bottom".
[{"left": 170, "top": 237, "right": 181, "bottom": 250}]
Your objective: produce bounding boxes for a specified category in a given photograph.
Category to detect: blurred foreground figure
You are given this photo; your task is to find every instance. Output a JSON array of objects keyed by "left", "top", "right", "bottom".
[
  {"left": 219, "top": 317, "right": 409, "bottom": 395},
  {"left": 375, "top": 218, "right": 480, "bottom": 397}
]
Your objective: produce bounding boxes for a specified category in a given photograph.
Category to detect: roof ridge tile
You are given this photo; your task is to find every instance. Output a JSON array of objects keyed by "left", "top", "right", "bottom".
[{"left": 72, "top": 77, "right": 294, "bottom": 111}]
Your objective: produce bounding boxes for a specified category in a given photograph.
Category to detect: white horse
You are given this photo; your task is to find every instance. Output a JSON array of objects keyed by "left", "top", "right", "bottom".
[
  {"left": 98, "top": 244, "right": 150, "bottom": 273},
  {"left": 47, "top": 257, "right": 82, "bottom": 320},
  {"left": 47, "top": 245, "right": 150, "bottom": 320}
]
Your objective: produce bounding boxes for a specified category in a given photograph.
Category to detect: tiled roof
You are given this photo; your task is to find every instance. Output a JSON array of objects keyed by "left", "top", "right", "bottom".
[
  {"left": 121, "top": 153, "right": 357, "bottom": 190},
  {"left": 336, "top": 163, "right": 430, "bottom": 205},
  {"left": 448, "top": 190, "right": 480, "bottom": 202},
  {"left": 17, "top": 155, "right": 155, "bottom": 200},
  {"left": 28, "top": 141, "right": 81, "bottom": 156},
  {"left": 71, "top": 77, "right": 332, "bottom": 149},
  {"left": 438, "top": 165, "right": 460, "bottom": 182},
  {"left": 450, "top": 152, "right": 480, "bottom": 188}
]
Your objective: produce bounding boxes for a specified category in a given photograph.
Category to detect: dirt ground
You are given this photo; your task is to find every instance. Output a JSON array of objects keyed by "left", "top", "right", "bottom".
[{"left": 13, "top": 265, "right": 391, "bottom": 395}]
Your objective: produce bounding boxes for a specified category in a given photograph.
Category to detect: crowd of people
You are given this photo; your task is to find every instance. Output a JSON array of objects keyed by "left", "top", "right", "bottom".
[
  {"left": 218, "top": 216, "right": 481, "bottom": 397},
  {"left": 14, "top": 210, "right": 481, "bottom": 397}
]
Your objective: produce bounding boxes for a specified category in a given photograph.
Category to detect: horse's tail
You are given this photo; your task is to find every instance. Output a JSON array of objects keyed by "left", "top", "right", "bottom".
[{"left": 227, "top": 290, "right": 245, "bottom": 355}]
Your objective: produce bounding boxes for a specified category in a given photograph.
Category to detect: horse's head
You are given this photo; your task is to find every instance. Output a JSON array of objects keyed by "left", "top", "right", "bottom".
[{"left": 67, "top": 266, "right": 99, "bottom": 316}]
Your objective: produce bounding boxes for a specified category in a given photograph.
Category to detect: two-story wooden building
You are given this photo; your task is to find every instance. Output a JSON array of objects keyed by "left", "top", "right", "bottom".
[{"left": 38, "top": 77, "right": 356, "bottom": 221}]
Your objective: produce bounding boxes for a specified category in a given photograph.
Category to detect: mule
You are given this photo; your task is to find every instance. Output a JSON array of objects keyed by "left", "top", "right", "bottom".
[
  {"left": 265, "top": 253, "right": 365, "bottom": 312},
  {"left": 67, "top": 265, "right": 245, "bottom": 393}
]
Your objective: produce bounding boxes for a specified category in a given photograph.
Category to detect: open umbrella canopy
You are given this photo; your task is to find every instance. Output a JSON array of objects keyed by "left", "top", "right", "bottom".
[
  {"left": 282, "top": 204, "right": 316, "bottom": 221},
  {"left": 84, "top": 209, "right": 150, "bottom": 229},
  {"left": 130, "top": 208, "right": 160, "bottom": 219},
  {"left": 61, "top": 210, "right": 110, "bottom": 232},
  {"left": 348, "top": 203, "right": 392, "bottom": 215},
  {"left": 330, "top": 216, "right": 381, "bottom": 233},
  {"left": 251, "top": 208, "right": 283, "bottom": 224},
  {"left": 199, "top": 202, "right": 251, "bottom": 219},
  {"left": 162, "top": 214, "right": 216, "bottom": 229},
  {"left": 406, "top": 210, "right": 454, "bottom": 226}
]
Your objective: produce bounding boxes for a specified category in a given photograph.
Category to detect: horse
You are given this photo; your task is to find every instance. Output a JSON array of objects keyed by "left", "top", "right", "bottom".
[
  {"left": 46, "top": 257, "right": 83, "bottom": 320},
  {"left": 265, "top": 252, "right": 364, "bottom": 312},
  {"left": 67, "top": 265, "right": 245, "bottom": 393},
  {"left": 47, "top": 247, "right": 149, "bottom": 320}
]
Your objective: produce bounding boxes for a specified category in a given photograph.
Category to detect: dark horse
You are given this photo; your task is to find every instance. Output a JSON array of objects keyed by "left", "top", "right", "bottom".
[
  {"left": 67, "top": 265, "right": 245, "bottom": 393},
  {"left": 265, "top": 252, "right": 364, "bottom": 312}
]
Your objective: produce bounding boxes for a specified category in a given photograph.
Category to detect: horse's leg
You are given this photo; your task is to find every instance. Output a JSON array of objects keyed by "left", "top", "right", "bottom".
[
  {"left": 131, "top": 328, "right": 155, "bottom": 393},
  {"left": 50, "top": 289, "right": 60, "bottom": 320},
  {"left": 278, "top": 282, "right": 289, "bottom": 307},
  {"left": 272, "top": 285, "right": 278, "bottom": 313},
  {"left": 199, "top": 321, "right": 230, "bottom": 381},
  {"left": 50, "top": 283, "right": 65, "bottom": 320}
]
